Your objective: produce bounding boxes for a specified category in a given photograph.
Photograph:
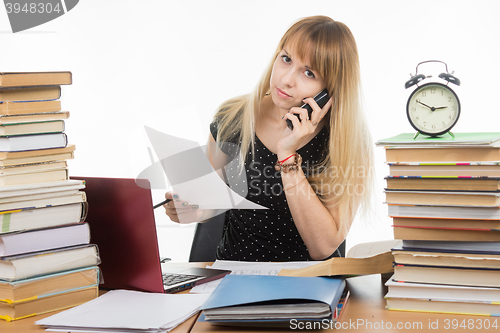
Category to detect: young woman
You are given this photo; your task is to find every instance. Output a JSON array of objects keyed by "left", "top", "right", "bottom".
[{"left": 164, "top": 15, "right": 374, "bottom": 261}]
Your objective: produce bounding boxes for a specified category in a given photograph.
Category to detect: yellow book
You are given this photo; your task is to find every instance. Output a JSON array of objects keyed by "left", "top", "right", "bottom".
[
  {"left": 0, "top": 267, "right": 99, "bottom": 305},
  {"left": 0, "top": 86, "right": 61, "bottom": 102},
  {"left": 386, "top": 297, "right": 500, "bottom": 316},
  {"left": 0, "top": 72, "right": 72, "bottom": 88},
  {"left": 0, "top": 100, "right": 61, "bottom": 115},
  {"left": 0, "top": 161, "right": 67, "bottom": 175},
  {"left": 0, "top": 120, "right": 64, "bottom": 136},
  {"left": 0, "top": 286, "right": 97, "bottom": 322},
  {"left": 0, "top": 111, "right": 69, "bottom": 125},
  {"left": 0, "top": 169, "right": 68, "bottom": 186},
  {"left": 0, "top": 144, "right": 75, "bottom": 167}
]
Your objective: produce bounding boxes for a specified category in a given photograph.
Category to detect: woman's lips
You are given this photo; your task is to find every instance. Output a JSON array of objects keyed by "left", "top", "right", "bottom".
[{"left": 276, "top": 87, "right": 291, "bottom": 99}]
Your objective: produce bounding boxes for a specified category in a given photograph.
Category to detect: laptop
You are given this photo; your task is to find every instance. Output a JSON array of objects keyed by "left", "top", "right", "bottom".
[{"left": 70, "top": 176, "right": 230, "bottom": 293}]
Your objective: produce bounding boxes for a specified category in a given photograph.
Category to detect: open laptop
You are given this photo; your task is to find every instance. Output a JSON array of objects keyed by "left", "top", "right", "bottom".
[{"left": 70, "top": 176, "right": 230, "bottom": 293}]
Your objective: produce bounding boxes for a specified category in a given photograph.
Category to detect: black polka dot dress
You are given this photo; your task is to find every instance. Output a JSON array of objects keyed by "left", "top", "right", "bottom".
[{"left": 210, "top": 121, "right": 329, "bottom": 261}]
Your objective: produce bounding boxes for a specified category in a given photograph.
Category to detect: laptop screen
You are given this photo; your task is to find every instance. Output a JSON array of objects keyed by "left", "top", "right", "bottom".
[{"left": 71, "top": 176, "right": 165, "bottom": 293}]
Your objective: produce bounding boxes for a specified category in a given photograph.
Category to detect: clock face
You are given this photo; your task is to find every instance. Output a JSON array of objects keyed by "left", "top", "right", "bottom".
[{"left": 406, "top": 82, "right": 461, "bottom": 136}]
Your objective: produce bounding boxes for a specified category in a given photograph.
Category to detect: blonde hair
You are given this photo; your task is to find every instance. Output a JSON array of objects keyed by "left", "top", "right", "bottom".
[{"left": 213, "top": 16, "right": 374, "bottom": 238}]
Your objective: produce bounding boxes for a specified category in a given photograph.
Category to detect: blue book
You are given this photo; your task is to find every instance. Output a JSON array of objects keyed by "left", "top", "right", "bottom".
[{"left": 200, "top": 275, "right": 345, "bottom": 326}]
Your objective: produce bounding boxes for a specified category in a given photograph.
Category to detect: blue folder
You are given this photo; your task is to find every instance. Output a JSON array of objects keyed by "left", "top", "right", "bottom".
[{"left": 200, "top": 274, "right": 345, "bottom": 325}]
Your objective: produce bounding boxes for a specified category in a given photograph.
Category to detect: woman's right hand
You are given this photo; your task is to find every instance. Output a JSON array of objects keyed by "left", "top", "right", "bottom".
[{"left": 163, "top": 192, "right": 204, "bottom": 224}]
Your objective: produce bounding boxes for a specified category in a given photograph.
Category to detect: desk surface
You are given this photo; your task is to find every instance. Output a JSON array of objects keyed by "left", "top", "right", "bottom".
[{"left": 1, "top": 268, "right": 497, "bottom": 333}]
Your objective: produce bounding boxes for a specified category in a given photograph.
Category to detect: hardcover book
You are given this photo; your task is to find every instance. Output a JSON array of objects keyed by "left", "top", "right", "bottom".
[
  {"left": 0, "top": 244, "right": 99, "bottom": 281},
  {"left": 376, "top": 132, "right": 500, "bottom": 147},
  {"left": 0, "top": 100, "right": 61, "bottom": 115},
  {"left": 0, "top": 72, "right": 72, "bottom": 88},
  {"left": 0, "top": 86, "right": 61, "bottom": 102},
  {"left": 0, "top": 286, "right": 97, "bottom": 322},
  {"left": 0, "top": 223, "right": 90, "bottom": 257},
  {"left": 0, "top": 133, "right": 67, "bottom": 152},
  {"left": 0, "top": 144, "right": 75, "bottom": 167},
  {"left": 278, "top": 239, "right": 401, "bottom": 277},
  {"left": 392, "top": 263, "right": 500, "bottom": 288},
  {"left": 0, "top": 120, "right": 64, "bottom": 137},
  {"left": 0, "top": 267, "right": 98, "bottom": 305}
]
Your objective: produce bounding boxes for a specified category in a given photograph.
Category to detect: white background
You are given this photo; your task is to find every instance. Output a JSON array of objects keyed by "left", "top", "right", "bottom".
[{"left": 1, "top": 0, "right": 499, "bottom": 261}]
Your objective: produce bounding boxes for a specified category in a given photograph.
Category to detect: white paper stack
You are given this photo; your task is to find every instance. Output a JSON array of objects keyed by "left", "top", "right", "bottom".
[{"left": 35, "top": 289, "right": 210, "bottom": 333}]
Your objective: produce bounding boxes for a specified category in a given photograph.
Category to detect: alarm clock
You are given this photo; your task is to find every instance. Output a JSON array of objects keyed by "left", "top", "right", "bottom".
[{"left": 405, "top": 60, "right": 461, "bottom": 139}]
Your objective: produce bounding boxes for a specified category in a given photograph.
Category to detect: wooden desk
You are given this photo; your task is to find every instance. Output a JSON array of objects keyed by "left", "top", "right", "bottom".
[{"left": 2, "top": 272, "right": 497, "bottom": 333}]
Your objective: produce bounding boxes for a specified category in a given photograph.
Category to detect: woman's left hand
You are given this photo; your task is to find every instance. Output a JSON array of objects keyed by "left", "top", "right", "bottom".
[{"left": 277, "top": 97, "right": 333, "bottom": 157}]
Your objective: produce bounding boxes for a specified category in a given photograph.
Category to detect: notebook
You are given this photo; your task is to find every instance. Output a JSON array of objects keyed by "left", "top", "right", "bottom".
[{"left": 70, "top": 176, "right": 230, "bottom": 294}]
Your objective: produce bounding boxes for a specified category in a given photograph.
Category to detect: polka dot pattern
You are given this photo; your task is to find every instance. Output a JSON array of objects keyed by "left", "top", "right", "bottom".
[{"left": 210, "top": 121, "right": 329, "bottom": 261}]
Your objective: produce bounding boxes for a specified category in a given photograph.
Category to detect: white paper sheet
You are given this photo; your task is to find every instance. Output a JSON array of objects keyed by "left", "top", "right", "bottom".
[
  {"left": 189, "top": 260, "right": 320, "bottom": 294},
  {"left": 36, "top": 290, "right": 210, "bottom": 333},
  {"left": 145, "top": 126, "right": 267, "bottom": 211},
  {"left": 346, "top": 239, "right": 402, "bottom": 258}
]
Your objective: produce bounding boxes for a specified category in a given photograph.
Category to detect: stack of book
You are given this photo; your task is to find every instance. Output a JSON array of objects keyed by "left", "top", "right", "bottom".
[
  {"left": 377, "top": 132, "right": 500, "bottom": 316},
  {"left": 0, "top": 72, "right": 100, "bottom": 322}
]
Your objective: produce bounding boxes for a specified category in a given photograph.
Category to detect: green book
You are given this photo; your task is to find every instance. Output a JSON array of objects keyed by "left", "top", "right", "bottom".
[{"left": 376, "top": 132, "right": 500, "bottom": 147}]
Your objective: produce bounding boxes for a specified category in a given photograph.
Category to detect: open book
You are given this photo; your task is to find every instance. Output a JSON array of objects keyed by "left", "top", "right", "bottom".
[{"left": 278, "top": 239, "right": 402, "bottom": 277}]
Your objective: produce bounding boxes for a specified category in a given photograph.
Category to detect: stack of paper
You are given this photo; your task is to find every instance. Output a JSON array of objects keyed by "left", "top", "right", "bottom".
[{"left": 35, "top": 289, "right": 210, "bottom": 332}]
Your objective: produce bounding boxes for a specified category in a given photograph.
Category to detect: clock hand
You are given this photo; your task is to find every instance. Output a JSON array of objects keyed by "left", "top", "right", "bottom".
[
  {"left": 416, "top": 100, "right": 434, "bottom": 110},
  {"left": 416, "top": 100, "right": 446, "bottom": 112}
]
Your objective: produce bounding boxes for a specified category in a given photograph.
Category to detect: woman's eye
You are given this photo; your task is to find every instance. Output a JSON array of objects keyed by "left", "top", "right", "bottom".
[
  {"left": 305, "top": 70, "right": 315, "bottom": 78},
  {"left": 281, "top": 55, "right": 291, "bottom": 64}
]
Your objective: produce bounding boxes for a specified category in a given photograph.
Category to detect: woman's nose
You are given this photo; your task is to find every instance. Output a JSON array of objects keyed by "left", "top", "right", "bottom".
[{"left": 281, "top": 69, "right": 296, "bottom": 87}]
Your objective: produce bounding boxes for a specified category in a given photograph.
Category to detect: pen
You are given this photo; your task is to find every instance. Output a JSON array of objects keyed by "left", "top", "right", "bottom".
[{"left": 153, "top": 198, "right": 172, "bottom": 209}]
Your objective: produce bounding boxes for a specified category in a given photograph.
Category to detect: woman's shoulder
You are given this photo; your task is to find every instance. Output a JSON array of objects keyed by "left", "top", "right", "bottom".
[
  {"left": 210, "top": 110, "right": 240, "bottom": 136},
  {"left": 210, "top": 95, "right": 249, "bottom": 137}
]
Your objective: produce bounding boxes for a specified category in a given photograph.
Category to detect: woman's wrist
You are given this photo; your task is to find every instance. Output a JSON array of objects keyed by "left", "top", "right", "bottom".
[
  {"left": 277, "top": 151, "right": 297, "bottom": 162},
  {"left": 278, "top": 153, "right": 295, "bottom": 164},
  {"left": 275, "top": 152, "right": 302, "bottom": 173}
]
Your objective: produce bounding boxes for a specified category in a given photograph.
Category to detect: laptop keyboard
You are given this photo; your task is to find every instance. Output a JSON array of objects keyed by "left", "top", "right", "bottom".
[{"left": 162, "top": 273, "right": 201, "bottom": 287}]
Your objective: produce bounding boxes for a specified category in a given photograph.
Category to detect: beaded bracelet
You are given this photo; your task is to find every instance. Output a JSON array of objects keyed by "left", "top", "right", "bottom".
[{"left": 274, "top": 153, "right": 302, "bottom": 173}]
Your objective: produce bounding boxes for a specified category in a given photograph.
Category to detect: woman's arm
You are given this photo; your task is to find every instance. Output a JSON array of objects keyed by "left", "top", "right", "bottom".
[
  {"left": 280, "top": 166, "right": 348, "bottom": 260},
  {"left": 278, "top": 97, "right": 350, "bottom": 260},
  {"left": 206, "top": 132, "right": 230, "bottom": 174}
]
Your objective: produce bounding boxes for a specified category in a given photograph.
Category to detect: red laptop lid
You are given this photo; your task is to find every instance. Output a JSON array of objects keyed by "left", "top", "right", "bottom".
[{"left": 71, "top": 176, "right": 164, "bottom": 293}]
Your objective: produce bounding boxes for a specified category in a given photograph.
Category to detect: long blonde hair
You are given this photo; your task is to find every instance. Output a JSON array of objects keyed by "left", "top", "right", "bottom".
[{"left": 214, "top": 16, "right": 374, "bottom": 237}]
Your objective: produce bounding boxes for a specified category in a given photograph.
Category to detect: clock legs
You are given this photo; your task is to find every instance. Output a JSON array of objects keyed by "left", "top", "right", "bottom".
[{"left": 412, "top": 131, "right": 455, "bottom": 140}]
